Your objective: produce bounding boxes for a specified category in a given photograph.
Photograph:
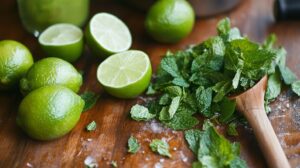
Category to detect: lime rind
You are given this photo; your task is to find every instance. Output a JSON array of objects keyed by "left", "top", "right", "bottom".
[
  {"left": 38, "top": 23, "right": 83, "bottom": 46},
  {"left": 97, "top": 50, "right": 150, "bottom": 88}
]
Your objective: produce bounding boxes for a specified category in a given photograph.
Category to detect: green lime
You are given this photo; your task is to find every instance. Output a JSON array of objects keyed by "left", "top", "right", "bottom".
[
  {"left": 0, "top": 40, "right": 34, "bottom": 90},
  {"left": 38, "top": 23, "right": 84, "bottom": 62},
  {"left": 20, "top": 57, "right": 82, "bottom": 94},
  {"left": 86, "top": 13, "right": 132, "bottom": 58},
  {"left": 97, "top": 50, "right": 152, "bottom": 98},
  {"left": 145, "top": 0, "right": 195, "bottom": 43},
  {"left": 17, "top": 85, "right": 84, "bottom": 140}
]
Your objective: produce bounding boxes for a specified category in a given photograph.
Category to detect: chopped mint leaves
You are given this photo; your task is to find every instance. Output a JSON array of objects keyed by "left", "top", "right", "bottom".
[
  {"left": 128, "top": 136, "right": 140, "bottom": 154},
  {"left": 185, "top": 121, "right": 246, "bottom": 168},
  {"left": 128, "top": 17, "right": 300, "bottom": 168},
  {"left": 149, "top": 139, "right": 171, "bottom": 158},
  {"left": 80, "top": 91, "right": 100, "bottom": 112},
  {"left": 130, "top": 104, "right": 155, "bottom": 121},
  {"left": 86, "top": 121, "right": 97, "bottom": 132}
]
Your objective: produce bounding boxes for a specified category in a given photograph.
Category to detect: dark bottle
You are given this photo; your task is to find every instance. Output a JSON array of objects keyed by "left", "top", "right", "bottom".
[{"left": 274, "top": 0, "right": 300, "bottom": 20}]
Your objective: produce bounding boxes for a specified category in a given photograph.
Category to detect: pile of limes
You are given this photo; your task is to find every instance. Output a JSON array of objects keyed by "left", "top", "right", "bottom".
[
  {"left": 0, "top": 40, "right": 84, "bottom": 140},
  {"left": 1, "top": 0, "right": 195, "bottom": 141},
  {"left": 0, "top": 12, "right": 152, "bottom": 141}
]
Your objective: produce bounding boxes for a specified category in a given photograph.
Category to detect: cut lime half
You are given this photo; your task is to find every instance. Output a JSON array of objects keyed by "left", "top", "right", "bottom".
[
  {"left": 38, "top": 23, "right": 84, "bottom": 62},
  {"left": 97, "top": 50, "right": 152, "bottom": 98},
  {"left": 86, "top": 13, "right": 132, "bottom": 58}
]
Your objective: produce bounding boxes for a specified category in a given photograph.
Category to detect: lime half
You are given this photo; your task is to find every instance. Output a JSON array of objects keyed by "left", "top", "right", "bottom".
[
  {"left": 38, "top": 23, "right": 83, "bottom": 62},
  {"left": 86, "top": 13, "right": 132, "bottom": 58},
  {"left": 97, "top": 50, "right": 152, "bottom": 98}
]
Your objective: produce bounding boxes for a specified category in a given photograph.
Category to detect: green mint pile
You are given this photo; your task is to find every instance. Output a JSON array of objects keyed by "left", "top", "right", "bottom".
[
  {"left": 131, "top": 18, "right": 300, "bottom": 130},
  {"left": 185, "top": 121, "right": 247, "bottom": 168},
  {"left": 129, "top": 17, "right": 300, "bottom": 167}
]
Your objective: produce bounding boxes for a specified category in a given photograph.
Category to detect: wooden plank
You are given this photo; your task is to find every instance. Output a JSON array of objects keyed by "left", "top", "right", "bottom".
[{"left": 1, "top": 0, "right": 300, "bottom": 167}]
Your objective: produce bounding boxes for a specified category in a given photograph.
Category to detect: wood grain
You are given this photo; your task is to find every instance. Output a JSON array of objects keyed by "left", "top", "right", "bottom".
[{"left": 0, "top": 0, "right": 300, "bottom": 167}]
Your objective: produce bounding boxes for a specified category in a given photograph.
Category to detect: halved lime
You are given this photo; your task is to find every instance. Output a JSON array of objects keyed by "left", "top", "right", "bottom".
[
  {"left": 86, "top": 13, "right": 132, "bottom": 58},
  {"left": 38, "top": 23, "right": 83, "bottom": 62},
  {"left": 97, "top": 50, "right": 152, "bottom": 98}
]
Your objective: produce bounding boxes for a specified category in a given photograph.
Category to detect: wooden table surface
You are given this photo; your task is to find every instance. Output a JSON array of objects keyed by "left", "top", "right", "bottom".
[{"left": 1, "top": 0, "right": 300, "bottom": 167}]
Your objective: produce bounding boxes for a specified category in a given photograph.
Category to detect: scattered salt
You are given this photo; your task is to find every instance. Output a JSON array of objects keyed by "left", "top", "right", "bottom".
[
  {"left": 173, "top": 147, "right": 177, "bottom": 151},
  {"left": 180, "top": 151, "right": 188, "bottom": 162},
  {"left": 26, "top": 163, "right": 33, "bottom": 168},
  {"left": 160, "top": 159, "right": 165, "bottom": 163},
  {"left": 154, "top": 162, "right": 163, "bottom": 168},
  {"left": 142, "top": 120, "right": 164, "bottom": 133},
  {"left": 145, "top": 157, "right": 150, "bottom": 161},
  {"left": 87, "top": 138, "right": 93, "bottom": 142}
]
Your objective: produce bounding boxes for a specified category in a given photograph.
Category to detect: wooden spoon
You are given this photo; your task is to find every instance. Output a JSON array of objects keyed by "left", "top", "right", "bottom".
[{"left": 231, "top": 76, "right": 290, "bottom": 168}]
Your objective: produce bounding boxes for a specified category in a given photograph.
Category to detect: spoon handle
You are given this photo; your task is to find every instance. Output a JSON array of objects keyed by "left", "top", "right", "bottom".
[{"left": 242, "top": 108, "right": 290, "bottom": 168}]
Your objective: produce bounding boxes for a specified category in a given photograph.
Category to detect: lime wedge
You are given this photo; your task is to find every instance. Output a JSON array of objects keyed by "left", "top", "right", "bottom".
[
  {"left": 86, "top": 13, "right": 132, "bottom": 58},
  {"left": 38, "top": 23, "right": 83, "bottom": 62},
  {"left": 97, "top": 50, "right": 152, "bottom": 98}
]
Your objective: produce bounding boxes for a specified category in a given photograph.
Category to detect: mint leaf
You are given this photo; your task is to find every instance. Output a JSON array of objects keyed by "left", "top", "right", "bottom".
[
  {"left": 265, "top": 69, "right": 281, "bottom": 101},
  {"left": 217, "top": 17, "right": 231, "bottom": 36},
  {"left": 159, "top": 94, "right": 170, "bottom": 105},
  {"left": 149, "top": 139, "right": 171, "bottom": 158},
  {"left": 279, "top": 65, "right": 297, "bottom": 85},
  {"left": 80, "top": 91, "right": 99, "bottom": 112},
  {"left": 128, "top": 136, "right": 140, "bottom": 154},
  {"left": 184, "top": 129, "right": 202, "bottom": 154},
  {"left": 227, "top": 28, "right": 242, "bottom": 41},
  {"left": 172, "top": 77, "right": 189, "bottom": 87},
  {"left": 168, "top": 96, "right": 181, "bottom": 119},
  {"left": 163, "top": 110, "right": 199, "bottom": 130},
  {"left": 160, "top": 56, "right": 181, "bottom": 78},
  {"left": 230, "top": 157, "right": 248, "bottom": 168},
  {"left": 86, "top": 121, "right": 97, "bottom": 132},
  {"left": 196, "top": 86, "right": 212, "bottom": 117},
  {"left": 263, "top": 34, "right": 277, "bottom": 50},
  {"left": 146, "top": 83, "right": 156, "bottom": 95},
  {"left": 219, "top": 97, "right": 236, "bottom": 123},
  {"left": 164, "top": 86, "right": 183, "bottom": 96},
  {"left": 197, "top": 122, "right": 245, "bottom": 168},
  {"left": 130, "top": 104, "right": 155, "bottom": 121},
  {"left": 232, "top": 69, "right": 242, "bottom": 89},
  {"left": 227, "top": 123, "right": 238, "bottom": 136},
  {"left": 292, "top": 80, "right": 300, "bottom": 96},
  {"left": 213, "top": 81, "right": 233, "bottom": 102}
]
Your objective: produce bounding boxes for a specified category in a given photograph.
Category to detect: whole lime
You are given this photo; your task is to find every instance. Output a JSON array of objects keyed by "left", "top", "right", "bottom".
[
  {"left": 17, "top": 85, "right": 84, "bottom": 140},
  {"left": 0, "top": 40, "right": 34, "bottom": 90},
  {"left": 145, "top": 0, "right": 195, "bottom": 43},
  {"left": 20, "top": 57, "right": 82, "bottom": 94}
]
